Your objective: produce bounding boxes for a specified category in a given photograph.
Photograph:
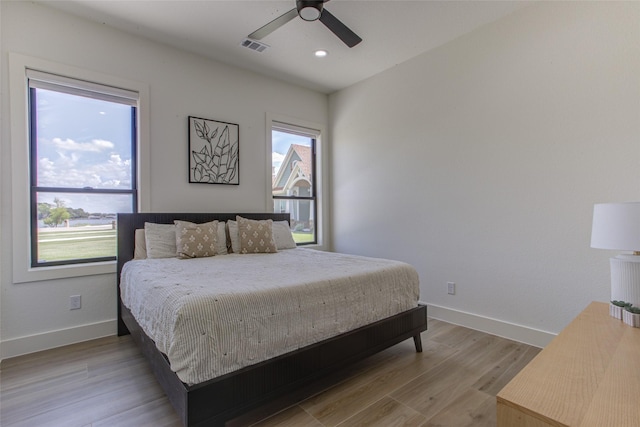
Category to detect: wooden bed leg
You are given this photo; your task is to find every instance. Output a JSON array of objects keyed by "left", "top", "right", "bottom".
[{"left": 413, "top": 334, "right": 423, "bottom": 353}]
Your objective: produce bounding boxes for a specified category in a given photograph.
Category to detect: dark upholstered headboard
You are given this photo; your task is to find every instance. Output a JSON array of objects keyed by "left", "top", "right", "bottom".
[{"left": 116, "top": 212, "right": 290, "bottom": 334}]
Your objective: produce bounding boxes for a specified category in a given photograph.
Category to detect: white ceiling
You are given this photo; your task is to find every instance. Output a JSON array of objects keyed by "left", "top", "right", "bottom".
[{"left": 39, "top": 0, "right": 531, "bottom": 94}]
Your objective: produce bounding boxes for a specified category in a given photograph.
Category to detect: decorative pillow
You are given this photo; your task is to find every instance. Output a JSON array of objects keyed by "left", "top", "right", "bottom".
[
  {"left": 272, "top": 220, "right": 297, "bottom": 250},
  {"left": 226, "top": 220, "right": 240, "bottom": 253},
  {"left": 216, "top": 221, "right": 228, "bottom": 255},
  {"left": 174, "top": 220, "right": 218, "bottom": 259},
  {"left": 144, "top": 222, "right": 177, "bottom": 259},
  {"left": 237, "top": 216, "right": 277, "bottom": 254},
  {"left": 134, "top": 228, "right": 147, "bottom": 259}
]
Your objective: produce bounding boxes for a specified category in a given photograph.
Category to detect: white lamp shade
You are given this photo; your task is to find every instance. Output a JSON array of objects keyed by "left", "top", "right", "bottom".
[{"left": 591, "top": 202, "right": 640, "bottom": 251}]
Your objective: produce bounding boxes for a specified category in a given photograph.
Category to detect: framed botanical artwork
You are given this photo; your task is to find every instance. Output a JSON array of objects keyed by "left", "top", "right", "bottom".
[{"left": 188, "top": 116, "right": 239, "bottom": 185}]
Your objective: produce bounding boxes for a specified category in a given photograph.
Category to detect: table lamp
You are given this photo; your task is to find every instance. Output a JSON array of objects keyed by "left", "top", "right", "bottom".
[{"left": 591, "top": 202, "right": 640, "bottom": 307}]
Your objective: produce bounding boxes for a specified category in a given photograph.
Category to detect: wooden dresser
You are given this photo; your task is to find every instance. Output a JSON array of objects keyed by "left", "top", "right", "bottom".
[{"left": 497, "top": 301, "right": 640, "bottom": 427}]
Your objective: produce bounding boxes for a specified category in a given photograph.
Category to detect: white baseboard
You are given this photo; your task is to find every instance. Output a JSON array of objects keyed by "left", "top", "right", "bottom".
[
  {"left": 0, "top": 319, "right": 117, "bottom": 361},
  {"left": 1, "top": 306, "right": 554, "bottom": 361},
  {"left": 424, "top": 303, "right": 555, "bottom": 348}
]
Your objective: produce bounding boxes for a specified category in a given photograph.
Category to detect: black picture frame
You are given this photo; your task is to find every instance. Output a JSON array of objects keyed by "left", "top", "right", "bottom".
[{"left": 188, "top": 116, "right": 239, "bottom": 185}]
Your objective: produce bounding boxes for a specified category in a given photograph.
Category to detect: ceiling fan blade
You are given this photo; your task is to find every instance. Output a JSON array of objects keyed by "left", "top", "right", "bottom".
[
  {"left": 319, "top": 9, "right": 362, "bottom": 48},
  {"left": 248, "top": 8, "right": 298, "bottom": 40}
]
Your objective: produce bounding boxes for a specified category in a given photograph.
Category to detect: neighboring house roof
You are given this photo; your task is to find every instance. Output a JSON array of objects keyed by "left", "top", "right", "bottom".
[
  {"left": 290, "top": 144, "right": 311, "bottom": 178},
  {"left": 272, "top": 144, "right": 312, "bottom": 192}
]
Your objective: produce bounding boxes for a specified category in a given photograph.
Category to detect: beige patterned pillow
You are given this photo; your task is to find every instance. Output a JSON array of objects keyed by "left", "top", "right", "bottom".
[
  {"left": 237, "top": 216, "right": 277, "bottom": 254},
  {"left": 174, "top": 220, "right": 218, "bottom": 259}
]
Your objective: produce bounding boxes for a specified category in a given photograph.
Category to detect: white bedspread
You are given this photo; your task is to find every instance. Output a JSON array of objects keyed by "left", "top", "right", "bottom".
[{"left": 120, "top": 248, "right": 420, "bottom": 385}]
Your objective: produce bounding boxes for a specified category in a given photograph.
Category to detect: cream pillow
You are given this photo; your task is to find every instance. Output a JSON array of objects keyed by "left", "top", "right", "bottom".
[
  {"left": 175, "top": 220, "right": 218, "bottom": 259},
  {"left": 227, "top": 220, "right": 240, "bottom": 253},
  {"left": 216, "top": 221, "right": 228, "bottom": 255},
  {"left": 272, "top": 220, "right": 297, "bottom": 250},
  {"left": 134, "top": 229, "right": 147, "bottom": 259},
  {"left": 144, "top": 222, "right": 177, "bottom": 259},
  {"left": 237, "top": 216, "right": 277, "bottom": 254}
]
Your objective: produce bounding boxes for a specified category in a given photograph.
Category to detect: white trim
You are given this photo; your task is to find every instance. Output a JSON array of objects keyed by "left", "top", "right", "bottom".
[
  {"left": 8, "top": 53, "right": 150, "bottom": 283},
  {"left": 0, "top": 319, "right": 116, "bottom": 361},
  {"left": 27, "top": 69, "right": 139, "bottom": 106},
  {"left": 425, "top": 302, "right": 555, "bottom": 348},
  {"left": 272, "top": 121, "right": 320, "bottom": 137},
  {"left": 266, "top": 113, "right": 329, "bottom": 250}
]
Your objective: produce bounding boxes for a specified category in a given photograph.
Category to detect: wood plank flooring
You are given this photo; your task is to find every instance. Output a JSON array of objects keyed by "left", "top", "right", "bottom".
[{"left": 0, "top": 319, "right": 540, "bottom": 427}]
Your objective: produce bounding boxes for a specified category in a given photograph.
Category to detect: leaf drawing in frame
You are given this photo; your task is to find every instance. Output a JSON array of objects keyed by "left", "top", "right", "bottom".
[{"left": 189, "top": 116, "right": 239, "bottom": 185}]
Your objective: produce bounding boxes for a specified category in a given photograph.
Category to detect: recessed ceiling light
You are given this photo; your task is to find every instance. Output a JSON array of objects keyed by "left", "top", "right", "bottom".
[{"left": 314, "top": 50, "right": 328, "bottom": 58}]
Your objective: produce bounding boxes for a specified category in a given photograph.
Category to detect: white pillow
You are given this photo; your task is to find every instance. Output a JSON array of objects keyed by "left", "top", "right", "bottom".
[
  {"left": 216, "top": 221, "right": 228, "bottom": 255},
  {"left": 272, "top": 220, "right": 297, "bottom": 250},
  {"left": 144, "top": 222, "right": 177, "bottom": 259},
  {"left": 133, "top": 229, "right": 147, "bottom": 259},
  {"left": 226, "top": 220, "right": 240, "bottom": 253}
]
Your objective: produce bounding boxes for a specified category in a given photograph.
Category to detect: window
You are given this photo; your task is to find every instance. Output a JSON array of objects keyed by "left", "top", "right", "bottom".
[
  {"left": 10, "top": 54, "right": 149, "bottom": 282},
  {"left": 28, "top": 70, "right": 138, "bottom": 267},
  {"left": 271, "top": 123, "right": 318, "bottom": 245}
]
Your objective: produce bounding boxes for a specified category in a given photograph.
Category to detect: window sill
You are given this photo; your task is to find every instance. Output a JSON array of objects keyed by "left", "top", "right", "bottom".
[
  {"left": 13, "top": 260, "right": 116, "bottom": 284},
  {"left": 297, "top": 243, "right": 328, "bottom": 252}
]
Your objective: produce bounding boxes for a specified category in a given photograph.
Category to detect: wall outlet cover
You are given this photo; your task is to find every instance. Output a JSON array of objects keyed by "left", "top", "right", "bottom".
[
  {"left": 447, "top": 282, "right": 456, "bottom": 295},
  {"left": 70, "top": 295, "right": 81, "bottom": 310}
]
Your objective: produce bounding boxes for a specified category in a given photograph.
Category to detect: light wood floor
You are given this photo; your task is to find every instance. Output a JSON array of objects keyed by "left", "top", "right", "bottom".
[{"left": 0, "top": 319, "right": 540, "bottom": 427}]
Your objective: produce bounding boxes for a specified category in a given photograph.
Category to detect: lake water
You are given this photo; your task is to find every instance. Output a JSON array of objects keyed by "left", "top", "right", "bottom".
[{"left": 38, "top": 218, "right": 116, "bottom": 228}]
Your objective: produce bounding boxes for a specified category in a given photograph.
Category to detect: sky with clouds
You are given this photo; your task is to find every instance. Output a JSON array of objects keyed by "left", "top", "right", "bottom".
[{"left": 35, "top": 88, "right": 134, "bottom": 214}]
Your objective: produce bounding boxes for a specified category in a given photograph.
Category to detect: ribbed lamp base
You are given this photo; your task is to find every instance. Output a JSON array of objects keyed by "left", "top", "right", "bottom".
[{"left": 610, "top": 255, "right": 640, "bottom": 307}]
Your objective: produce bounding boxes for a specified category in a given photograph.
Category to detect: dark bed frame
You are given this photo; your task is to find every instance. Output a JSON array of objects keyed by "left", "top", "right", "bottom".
[{"left": 116, "top": 212, "right": 428, "bottom": 427}]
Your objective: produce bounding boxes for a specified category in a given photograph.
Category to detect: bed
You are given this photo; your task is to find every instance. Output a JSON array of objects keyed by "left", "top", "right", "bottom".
[{"left": 117, "top": 212, "right": 427, "bottom": 427}]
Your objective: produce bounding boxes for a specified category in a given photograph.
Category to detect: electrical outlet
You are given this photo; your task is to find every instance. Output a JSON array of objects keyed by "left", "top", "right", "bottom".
[
  {"left": 447, "top": 282, "right": 456, "bottom": 295},
  {"left": 70, "top": 295, "right": 81, "bottom": 310}
]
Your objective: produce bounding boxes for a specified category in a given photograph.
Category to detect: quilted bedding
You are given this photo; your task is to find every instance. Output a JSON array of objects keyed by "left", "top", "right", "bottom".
[{"left": 120, "top": 248, "right": 420, "bottom": 385}]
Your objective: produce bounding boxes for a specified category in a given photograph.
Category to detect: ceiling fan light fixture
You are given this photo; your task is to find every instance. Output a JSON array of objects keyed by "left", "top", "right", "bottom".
[
  {"left": 297, "top": 1, "right": 323, "bottom": 21},
  {"left": 248, "top": 0, "right": 362, "bottom": 48}
]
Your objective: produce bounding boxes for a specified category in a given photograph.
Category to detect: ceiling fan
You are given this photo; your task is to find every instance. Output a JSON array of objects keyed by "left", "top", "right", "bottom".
[{"left": 248, "top": 0, "right": 362, "bottom": 48}]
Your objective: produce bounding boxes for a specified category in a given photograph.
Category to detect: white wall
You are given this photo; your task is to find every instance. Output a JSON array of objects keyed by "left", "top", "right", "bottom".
[
  {"left": 330, "top": 2, "right": 640, "bottom": 346},
  {"left": 0, "top": 1, "right": 327, "bottom": 358},
  {"left": 2, "top": 1, "right": 638, "bottom": 359}
]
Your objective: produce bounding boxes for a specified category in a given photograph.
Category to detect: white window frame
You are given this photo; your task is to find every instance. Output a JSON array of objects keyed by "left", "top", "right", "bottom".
[
  {"left": 266, "top": 113, "right": 329, "bottom": 250},
  {"left": 9, "top": 53, "right": 150, "bottom": 283}
]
